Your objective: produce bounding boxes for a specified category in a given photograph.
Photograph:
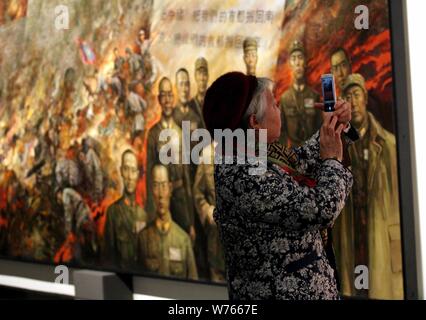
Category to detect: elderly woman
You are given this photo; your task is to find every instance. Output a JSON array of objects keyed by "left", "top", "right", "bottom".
[{"left": 202, "top": 72, "right": 353, "bottom": 300}]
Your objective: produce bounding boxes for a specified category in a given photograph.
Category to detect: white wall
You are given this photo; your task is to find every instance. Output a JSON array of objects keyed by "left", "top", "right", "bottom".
[{"left": 407, "top": 0, "right": 426, "bottom": 300}]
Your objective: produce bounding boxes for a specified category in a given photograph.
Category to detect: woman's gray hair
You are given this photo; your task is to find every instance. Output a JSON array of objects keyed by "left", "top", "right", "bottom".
[{"left": 241, "top": 77, "right": 274, "bottom": 129}]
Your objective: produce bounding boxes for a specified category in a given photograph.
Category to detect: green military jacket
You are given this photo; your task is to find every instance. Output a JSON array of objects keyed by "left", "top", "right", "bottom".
[
  {"left": 145, "top": 119, "right": 194, "bottom": 233},
  {"left": 332, "top": 112, "right": 403, "bottom": 299},
  {"left": 189, "top": 97, "right": 206, "bottom": 129},
  {"left": 193, "top": 161, "right": 225, "bottom": 274},
  {"left": 103, "top": 195, "right": 148, "bottom": 271},
  {"left": 173, "top": 102, "right": 203, "bottom": 132},
  {"left": 137, "top": 220, "right": 198, "bottom": 280},
  {"left": 279, "top": 85, "right": 321, "bottom": 147},
  {"left": 173, "top": 102, "right": 203, "bottom": 182}
]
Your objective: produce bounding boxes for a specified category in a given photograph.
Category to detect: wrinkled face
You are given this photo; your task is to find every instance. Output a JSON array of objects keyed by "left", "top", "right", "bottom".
[
  {"left": 176, "top": 71, "right": 190, "bottom": 104},
  {"left": 289, "top": 50, "right": 305, "bottom": 81},
  {"left": 158, "top": 79, "right": 175, "bottom": 117},
  {"left": 258, "top": 88, "right": 281, "bottom": 143},
  {"left": 331, "top": 51, "right": 351, "bottom": 90},
  {"left": 345, "top": 85, "right": 368, "bottom": 127},
  {"left": 195, "top": 69, "right": 209, "bottom": 95},
  {"left": 121, "top": 152, "right": 139, "bottom": 194},
  {"left": 244, "top": 49, "right": 258, "bottom": 75},
  {"left": 152, "top": 166, "right": 172, "bottom": 218}
]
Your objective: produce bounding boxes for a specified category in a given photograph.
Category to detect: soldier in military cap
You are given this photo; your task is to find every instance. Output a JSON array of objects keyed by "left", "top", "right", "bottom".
[
  {"left": 146, "top": 77, "right": 195, "bottom": 243},
  {"left": 113, "top": 48, "right": 125, "bottom": 72},
  {"left": 103, "top": 149, "right": 148, "bottom": 271},
  {"left": 173, "top": 68, "right": 203, "bottom": 133},
  {"left": 278, "top": 40, "right": 321, "bottom": 147},
  {"left": 189, "top": 57, "right": 209, "bottom": 128},
  {"left": 243, "top": 37, "right": 258, "bottom": 76},
  {"left": 332, "top": 73, "right": 403, "bottom": 299},
  {"left": 138, "top": 165, "right": 198, "bottom": 280}
]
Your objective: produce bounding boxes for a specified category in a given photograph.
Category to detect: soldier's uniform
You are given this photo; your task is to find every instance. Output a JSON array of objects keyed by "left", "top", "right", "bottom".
[
  {"left": 279, "top": 41, "right": 321, "bottom": 147},
  {"left": 146, "top": 119, "right": 194, "bottom": 234},
  {"left": 193, "top": 149, "right": 225, "bottom": 282},
  {"left": 332, "top": 74, "right": 403, "bottom": 299},
  {"left": 189, "top": 96, "right": 204, "bottom": 128},
  {"left": 173, "top": 97, "right": 209, "bottom": 278},
  {"left": 173, "top": 102, "right": 203, "bottom": 184},
  {"left": 103, "top": 195, "right": 148, "bottom": 271},
  {"left": 189, "top": 57, "right": 209, "bottom": 129},
  {"left": 173, "top": 102, "right": 202, "bottom": 133},
  {"left": 137, "top": 220, "right": 198, "bottom": 280}
]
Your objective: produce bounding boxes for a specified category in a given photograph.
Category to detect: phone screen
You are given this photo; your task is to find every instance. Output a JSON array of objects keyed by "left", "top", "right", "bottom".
[{"left": 321, "top": 75, "right": 336, "bottom": 112}]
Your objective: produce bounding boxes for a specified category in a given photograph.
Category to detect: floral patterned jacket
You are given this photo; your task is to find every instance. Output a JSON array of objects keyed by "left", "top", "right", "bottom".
[{"left": 214, "top": 132, "right": 353, "bottom": 300}]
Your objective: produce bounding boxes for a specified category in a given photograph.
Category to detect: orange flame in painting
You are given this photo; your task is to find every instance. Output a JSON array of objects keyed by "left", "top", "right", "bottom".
[
  {"left": 274, "top": 0, "right": 393, "bottom": 110},
  {"left": 275, "top": 30, "right": 393, "bottom": 102},
  {"left": 54, "top": 233, "right": 76, "bottom": 264}
]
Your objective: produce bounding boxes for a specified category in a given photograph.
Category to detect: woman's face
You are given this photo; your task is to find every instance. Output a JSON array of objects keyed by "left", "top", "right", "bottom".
[{"left": 258, "top": 89, "right": 281, "bottom": 143}]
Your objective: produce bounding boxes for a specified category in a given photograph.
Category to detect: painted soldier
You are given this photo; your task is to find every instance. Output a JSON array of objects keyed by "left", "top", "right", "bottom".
[
  {"left": 125, "top": 81, "right": 147, "bottom": 137},
  {"left": 279, "top": 40, "right": 321, "bottom": 147},
  {"left": 113, "top": 48, "right": 125, "bottom": 72},
  {"left": 189, "top": 57, "right": 209, "bottom": 128},
  {"left": 173, "top": 68, "right": 203, "bottom": 133},
  {"left": 172, "top": 68, "right": 203, "bottom": 183},
  {"left": 103, "top": 149, "right": 148, "bottom": 270},
  {"left": 138, "top": 165, "right": 198, "bottom": 280},
  {"left": 332, "top": 73, "right": 403, "bottom": 299},
  {"left": 146, "top": 77, "right": 195, "bottom": 242},
  {"left": 243, "top": 37, "right": 258, "bottom": 76}
]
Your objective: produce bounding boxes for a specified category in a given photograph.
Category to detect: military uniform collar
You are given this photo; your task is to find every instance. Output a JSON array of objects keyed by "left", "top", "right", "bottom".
[
  {"left": 357, "top": 118, "right": 370, "bottom": 140},
  {"left": 177, "top": 102, "right": 189, "bottom": 113},
  {"left": 366, "top": 112, "right": 387, "bottom": 145},
  {"left": 160, "top": 117, "right": 175, "bottom": 130},
  {"left": 155, "top": 216, "right": 172, "bottom": 234},
  {"left": 194, "top": 95, "right": 203, "bottom": 107},
  {"left": 292, "top": 82, "right": 306, "bottom": 92},
  {"left": 122, "top": 193, "right": 137, "bottom": 207}
]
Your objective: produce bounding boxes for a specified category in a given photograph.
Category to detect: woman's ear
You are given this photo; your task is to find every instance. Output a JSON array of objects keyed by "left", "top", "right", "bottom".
[{"left": 248, "top": 114, "right": 260, "bottom": 129}]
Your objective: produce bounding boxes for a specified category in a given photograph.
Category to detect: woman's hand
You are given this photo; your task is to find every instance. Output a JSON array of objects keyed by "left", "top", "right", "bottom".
[
  {"left": 320, "top": 114, "right": 346, "bottom": 162},
  {"left": 315, "top": 99, "right": 352, "bottom": 125}
]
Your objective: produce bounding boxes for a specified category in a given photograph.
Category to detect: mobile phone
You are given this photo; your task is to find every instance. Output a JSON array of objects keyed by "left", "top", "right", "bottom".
[{"left": 321, "top": 74, "right": 337, "bottom": 112}]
